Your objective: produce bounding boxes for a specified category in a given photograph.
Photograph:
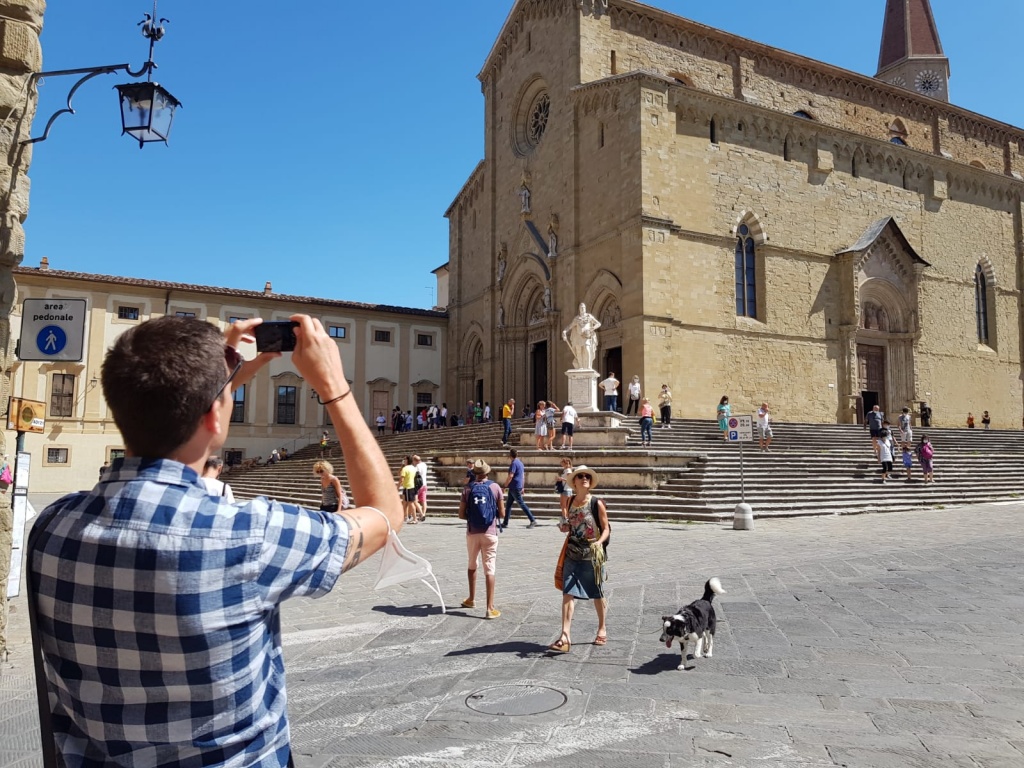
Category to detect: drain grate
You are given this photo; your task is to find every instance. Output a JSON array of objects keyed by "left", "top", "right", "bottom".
[{"left": 465, "top": 684, "right": 568, "bottom": 716}]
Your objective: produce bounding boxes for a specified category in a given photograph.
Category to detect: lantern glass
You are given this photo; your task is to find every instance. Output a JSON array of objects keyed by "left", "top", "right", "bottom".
[{"left": 115, "top": 82, "right": 181, "bottom": 147}]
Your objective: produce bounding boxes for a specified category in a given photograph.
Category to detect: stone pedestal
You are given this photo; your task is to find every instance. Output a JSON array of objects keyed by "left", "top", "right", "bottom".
[{"left": 566, "top": 368, "right": 599, "bottom": 412}]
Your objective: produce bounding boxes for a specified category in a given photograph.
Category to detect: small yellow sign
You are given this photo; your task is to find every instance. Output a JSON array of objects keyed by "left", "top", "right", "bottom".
[{"left": 7, "top": 397, "right": 45, "bottom": 433}]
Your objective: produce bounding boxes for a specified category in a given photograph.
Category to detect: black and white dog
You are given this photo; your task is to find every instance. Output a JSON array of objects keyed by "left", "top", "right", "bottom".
[{"left": 660, "top": 577, "right": 725, "bottom": 670}]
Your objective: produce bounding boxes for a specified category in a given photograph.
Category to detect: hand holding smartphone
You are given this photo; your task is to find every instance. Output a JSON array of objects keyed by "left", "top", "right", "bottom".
[{"left": 253, "top": 321, "right": 299, "bottom": 353}]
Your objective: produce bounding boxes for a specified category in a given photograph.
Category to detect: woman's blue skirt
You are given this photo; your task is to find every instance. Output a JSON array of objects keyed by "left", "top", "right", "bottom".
[{"left": 562, "top": 556, "right": 605, "bottom": 599}]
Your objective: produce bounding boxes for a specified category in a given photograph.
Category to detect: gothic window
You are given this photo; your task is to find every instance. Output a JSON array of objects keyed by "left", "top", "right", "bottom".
[
  {"left": 710, "top": 118, "right": 718, "bottom": 145},
  {"left": 975, "top": 264, "right": 991, "bottom": 345},
  {"left": 735, "top": 224, "right": 757, "bottom": 318}
]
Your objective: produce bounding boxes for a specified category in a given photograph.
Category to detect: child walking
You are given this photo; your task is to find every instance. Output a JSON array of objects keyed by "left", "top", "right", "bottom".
[
  {"left": 878, "top": 426, "right": 894, "bottom": 483},
  {"left": 902, "top": 443, "right": 913, "bottom": 481},
  {"left": 917, "top": 435, "right": 935, "bottom": 483}
]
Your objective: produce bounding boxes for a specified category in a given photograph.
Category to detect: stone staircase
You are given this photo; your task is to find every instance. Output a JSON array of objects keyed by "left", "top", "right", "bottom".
[{"left": 226, "top": 418, "right": 1024, "bottom": 522}]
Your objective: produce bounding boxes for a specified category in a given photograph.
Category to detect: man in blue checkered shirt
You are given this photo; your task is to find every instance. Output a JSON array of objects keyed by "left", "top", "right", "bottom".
[{"left": 29, "top": 315, "right": 404, "bottom": 767}]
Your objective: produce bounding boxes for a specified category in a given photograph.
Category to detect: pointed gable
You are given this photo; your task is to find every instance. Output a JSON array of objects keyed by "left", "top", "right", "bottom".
[{"left": 877, "top": 0, "right": 945, "bottom": 74}]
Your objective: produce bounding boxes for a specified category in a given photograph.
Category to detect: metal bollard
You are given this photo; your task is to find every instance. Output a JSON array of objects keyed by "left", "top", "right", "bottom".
[{"left": 733, "top": 503, "right": 754, "bottom": 531}]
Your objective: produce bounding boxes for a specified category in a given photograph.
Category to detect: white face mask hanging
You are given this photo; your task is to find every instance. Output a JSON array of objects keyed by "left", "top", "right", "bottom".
[{"left": 367, "top": 507, "right": 446, "bottom": 613}]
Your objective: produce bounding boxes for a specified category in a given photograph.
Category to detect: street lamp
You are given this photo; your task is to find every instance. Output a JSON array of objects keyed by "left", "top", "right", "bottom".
[{"left": 24, "top": 1, "right": 181, "bottom": 147}]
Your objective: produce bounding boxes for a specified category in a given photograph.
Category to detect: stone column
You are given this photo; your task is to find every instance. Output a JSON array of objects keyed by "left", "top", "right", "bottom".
[{"left": 0, "top": 1, "right": 44, "bottom": 659}]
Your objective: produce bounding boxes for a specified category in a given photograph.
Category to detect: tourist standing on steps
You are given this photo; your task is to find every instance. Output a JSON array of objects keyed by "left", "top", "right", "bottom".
[
  {"left": 559, "top": 401, "right": 578, "bottom": 450},
  {"left": 28, "top": 314, "right": 404, "bottom": 766},
  {"left": 413, "top": 454, "right": 429, "bottom": 521},
  {"left": 556, "top": 456, "right": 575, "bottom": 516},
  {"left": 320, "top": 430, "right": 330, "bottom": 458},
  {"left": 625, "top": 375, "right": 641, "bottom": 415},
  {"left": 639, "top": 397, "right": 654, "bottom": 447},
  {"left": 967, "top": 412, "right": 975, "bottom": 428},
  {"left": 716, "top": 395, "right": 731, "bottom": 441},
  {"left": 398, "top": 455, "right": 421, "bottom": 524},
  {"left": 982, "top": 410, "right": 991, "bottom": 430},
  {"left": 549, "top": 466, "right": 609, "bottom": 653},
  {"left": 600, "top": 372, "right": 621, "bottom": 413},
  {"left": 534, "top": 400, "right": 549, "bottom": 451},
  {"left": 375, "top": 411, "right": 387, "bottom": 435},
  {"left": 314, "top": 460, "right": 344, "bottom": 513},
  {"left": 460, "top": 459, "right": 503, "bottom": 619},
  {"left": 502, "top": 398, "right": 516, "bottom": 446},
  {"left": 864, "top": 404, "right": 885, "bottom": 460},
  {"left": 544, "top": 400, "right": 559, "bottom": 451},
  {"left": 898, "top": 407, "right": 913, "bottom": 449},
  {"left": 757, "top": 402, "right": 773, "bottom": 452},
  {"left": 502, "top": 448, "right": 537, "bottom": 528},
  {"left": 658, "top": 383, "right": 673, "bottom": 428},
  {"left": 201, "top": 455, "right": 235, "bottom": 503}
]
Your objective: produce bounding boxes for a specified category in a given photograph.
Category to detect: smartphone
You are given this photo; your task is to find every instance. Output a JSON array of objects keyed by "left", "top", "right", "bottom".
[{"left": 253, "top": 321, "right": 299, "bottom": 353}]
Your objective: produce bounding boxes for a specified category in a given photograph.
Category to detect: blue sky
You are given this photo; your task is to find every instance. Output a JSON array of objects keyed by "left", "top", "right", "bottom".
[{"left": 24, "top": 1, "right": 1024, "bottom": 310}]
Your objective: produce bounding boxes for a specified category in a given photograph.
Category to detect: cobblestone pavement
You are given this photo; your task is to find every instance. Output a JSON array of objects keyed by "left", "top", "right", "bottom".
[{"left": 3, "top": 503, "right": 1024, "bottom": 767}]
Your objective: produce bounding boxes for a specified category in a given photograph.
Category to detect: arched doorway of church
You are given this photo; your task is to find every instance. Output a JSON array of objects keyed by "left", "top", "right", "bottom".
[
  {"left": 856, "top": 291, "right": 913, "bottom": 423},
  {"left": 531, "top": 340, "right": 548, "bottom": 407},
  {"left": 602, "top": 346, "right": 622, "bottom": 387}
]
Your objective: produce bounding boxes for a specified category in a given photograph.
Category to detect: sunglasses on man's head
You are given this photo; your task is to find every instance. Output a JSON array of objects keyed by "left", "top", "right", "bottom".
[{"left": 212, "top": 346, "right": 244, "bottom": 406}]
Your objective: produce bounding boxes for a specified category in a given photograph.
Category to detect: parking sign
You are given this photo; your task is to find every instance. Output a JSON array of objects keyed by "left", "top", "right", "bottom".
[{"left": 727, "top": 415, "right": 753, "bottom": 442}]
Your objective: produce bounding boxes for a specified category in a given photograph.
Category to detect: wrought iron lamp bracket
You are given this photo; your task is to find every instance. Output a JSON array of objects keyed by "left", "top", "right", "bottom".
[{"left": 23, "top": 61, "right": 157, "bottom": 145}]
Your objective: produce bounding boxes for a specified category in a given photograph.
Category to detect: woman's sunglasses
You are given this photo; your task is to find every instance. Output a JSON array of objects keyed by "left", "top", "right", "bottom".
[{"left": 575, "top": 474, "right": 592, "bottom": 482}]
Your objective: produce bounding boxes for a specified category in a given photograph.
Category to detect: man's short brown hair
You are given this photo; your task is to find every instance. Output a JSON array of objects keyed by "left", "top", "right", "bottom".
[{"left": 102, "top": 317, "right": 228, "bottom": 457}]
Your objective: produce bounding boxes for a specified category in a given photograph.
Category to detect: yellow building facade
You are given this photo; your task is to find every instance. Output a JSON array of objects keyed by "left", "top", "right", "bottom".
[
  {"left": 8, "top": 263, "right": 447, "bottom": 494},
  {"left": 444, "top": 0, "right": 1024, "bottom": 428}
]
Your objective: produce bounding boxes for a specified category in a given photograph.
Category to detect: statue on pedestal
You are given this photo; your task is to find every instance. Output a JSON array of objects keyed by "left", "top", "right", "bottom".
[{"left": 561, "top": 302, "right": 601, "bottom": 370}]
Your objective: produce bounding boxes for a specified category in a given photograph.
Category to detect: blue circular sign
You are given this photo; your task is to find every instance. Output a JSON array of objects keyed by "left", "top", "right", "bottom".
[{"left": 37, "top": 325, "right": 67, "bottom": 356}]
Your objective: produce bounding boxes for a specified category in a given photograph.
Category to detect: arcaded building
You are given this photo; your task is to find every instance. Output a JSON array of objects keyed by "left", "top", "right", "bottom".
[{"left": 443, "top": 0, "right": 1024, "bottom": 426}]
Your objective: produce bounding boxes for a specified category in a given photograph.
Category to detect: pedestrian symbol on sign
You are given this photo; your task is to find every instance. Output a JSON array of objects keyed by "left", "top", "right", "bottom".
[{"left": 37, "top": 326, "right": 67, "bottom": 356}]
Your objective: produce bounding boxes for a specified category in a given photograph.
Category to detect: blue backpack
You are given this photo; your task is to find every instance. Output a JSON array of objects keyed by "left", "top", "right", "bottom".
[{"left": 466, "top": 480, "right": 498, "bottom": 531}]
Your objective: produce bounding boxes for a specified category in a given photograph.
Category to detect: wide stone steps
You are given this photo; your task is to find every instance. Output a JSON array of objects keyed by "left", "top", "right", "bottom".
[{"left": 228, "top": 418, "right": 1024, "bottom": 521}]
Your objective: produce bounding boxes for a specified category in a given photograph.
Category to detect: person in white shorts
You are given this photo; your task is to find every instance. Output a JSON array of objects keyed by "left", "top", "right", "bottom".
[
  {"left": 898, "top": 407, "right": 913, "bottom": 448},
  {"left": 757, "top": 402, "right": 773, "bottom": 451}
]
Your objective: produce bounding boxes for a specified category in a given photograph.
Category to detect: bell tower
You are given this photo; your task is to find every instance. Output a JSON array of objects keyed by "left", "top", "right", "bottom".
[{"left": 876, "top": 0, "right": 950, "bottom": 102}]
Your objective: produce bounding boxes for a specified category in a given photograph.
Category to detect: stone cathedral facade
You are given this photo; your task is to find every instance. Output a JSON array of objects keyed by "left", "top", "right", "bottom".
[{"left": 443, "top": 0, "right": 1024, "bottom": 428}]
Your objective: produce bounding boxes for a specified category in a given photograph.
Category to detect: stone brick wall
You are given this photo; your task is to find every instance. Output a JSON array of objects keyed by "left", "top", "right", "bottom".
[{"left": 0, "top": 0, "right": 44, "bottom": 659}]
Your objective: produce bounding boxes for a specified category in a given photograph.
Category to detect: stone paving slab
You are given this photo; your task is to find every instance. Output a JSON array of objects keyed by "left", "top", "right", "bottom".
[{"left": 3, "top": 502, "right": 1024, "bottom": 766}]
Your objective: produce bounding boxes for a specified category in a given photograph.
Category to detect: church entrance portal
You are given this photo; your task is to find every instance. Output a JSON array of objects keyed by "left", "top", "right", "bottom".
[
  {"left": 531, "top": 341, "right": 548, "bottom": 407},
  {"left": 603, "top": 346, "right": 622, "bottom": 387},
  {"left": 857, "top": 344, "right": 886, "bottom": 417}
]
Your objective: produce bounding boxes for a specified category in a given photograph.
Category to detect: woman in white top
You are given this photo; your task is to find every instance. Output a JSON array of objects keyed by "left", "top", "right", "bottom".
[
  {"left": 200, "top": 456, "right": 235, "bottom": 503},
  {"left": 625, "top": 376, "right": 642, "bottom": 415}
]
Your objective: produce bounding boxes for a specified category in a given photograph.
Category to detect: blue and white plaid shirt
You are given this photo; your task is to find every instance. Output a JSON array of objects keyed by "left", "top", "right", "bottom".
[{"left": 30, "top": 458, "right": 351, "bottom": 767}]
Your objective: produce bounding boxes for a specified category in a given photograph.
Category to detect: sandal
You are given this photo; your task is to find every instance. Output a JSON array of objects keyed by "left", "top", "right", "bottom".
[
  {"left": 594, "top": 633, "right": 607, "bottom": 646},
  {"left": 548, "top": 634, "right": 571, "bottom": 653}
]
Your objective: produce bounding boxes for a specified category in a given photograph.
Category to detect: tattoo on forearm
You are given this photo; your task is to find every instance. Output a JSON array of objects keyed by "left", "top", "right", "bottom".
[{"left": 342, "top": 514, "right": 365, "bottom": 572}]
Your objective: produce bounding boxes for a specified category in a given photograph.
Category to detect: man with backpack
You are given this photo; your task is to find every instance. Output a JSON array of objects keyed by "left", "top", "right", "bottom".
[{"left": 459, "top": 459, "right": 504, "bottom": 619}]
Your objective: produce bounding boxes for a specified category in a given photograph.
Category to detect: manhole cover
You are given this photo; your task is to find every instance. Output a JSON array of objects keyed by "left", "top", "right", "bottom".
[{"left": 465, "top": 684, "right": 568, "bottom": 716}]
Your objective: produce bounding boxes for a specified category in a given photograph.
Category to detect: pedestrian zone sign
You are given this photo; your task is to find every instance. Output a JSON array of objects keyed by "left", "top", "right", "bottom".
[
  {"left": 19, "top": 298, "right": 87, "bottom": 362},
  {"left": 727, "top": 415, "right": 753, "bottom": 442}
]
